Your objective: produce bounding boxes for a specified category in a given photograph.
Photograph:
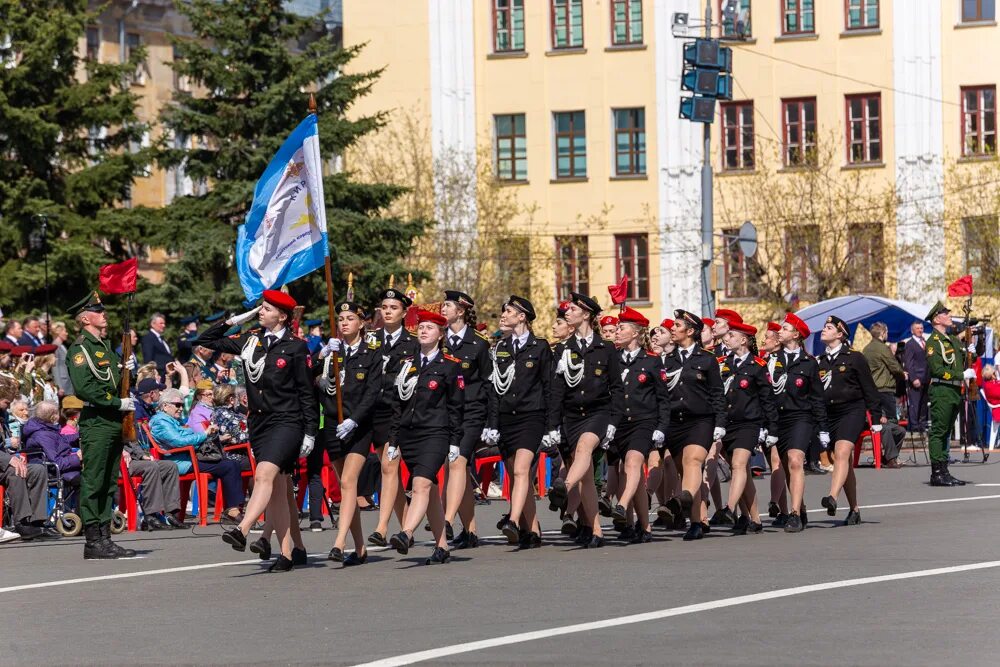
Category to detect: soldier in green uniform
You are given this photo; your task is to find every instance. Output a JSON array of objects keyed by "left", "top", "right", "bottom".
[
  {"left": 925, "top": 301, "right": 975, "bottom": 487},
  {"left": 66, "top": 291, "right": 138, "bottom": 559}
]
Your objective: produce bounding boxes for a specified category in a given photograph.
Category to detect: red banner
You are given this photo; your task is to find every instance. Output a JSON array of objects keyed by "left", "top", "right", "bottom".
[
  {"left": 608, "top": 274, "right": 630, "bottom": 305},
  {"left": 947, "top": 274, "right": 973, "bottom": 297},
  {"left": 99, "top": 257, "right": 138, "bottom": 294}
]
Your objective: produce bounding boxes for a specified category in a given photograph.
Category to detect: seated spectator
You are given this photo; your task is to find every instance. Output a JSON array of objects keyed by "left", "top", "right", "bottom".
[
  {"left": 150, "top": 388, "right": 245, "bottom": 524},
  {"left": 60, "top": 396, "right": 84, "bottom": 436},
  {"left": 981, "top": 365, "right": 1000, "bottom": 463},
  {"left": 6, "top": 399, "right": 29, "bottom": 450},
  {"left": 122, "top": 437, "right": 185, "bottom": 530},
  {"left": 133, "top": 377, "right": 165, "bottom": 424},
  {"left": 211, "top": 384, "right": 252, "bottom": 475},
  {"left": 187, "top": 379, "right": 215, "bottom": 434},
  {"left": 22, "top": 400, "right": 82, "bottom": 488}
]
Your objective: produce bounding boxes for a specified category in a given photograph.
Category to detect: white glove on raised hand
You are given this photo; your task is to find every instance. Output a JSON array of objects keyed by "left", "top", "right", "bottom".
[
  {"left": 319, "top": 337, "right": 342, "bottom": 359},
  {"left": 336, "top": 418, "right": 358, "bottom": 440},
  {"left": 651, "top": 430, "right": 665, "bottom": 445},
  {"left": 964, "top": 368, "right": 977, "bottom": 380},
  {"left": 871, "top": 424, "right": 883, "bottom": 434},
  {"left": 448, "top": 445, "right": 460, "bottom": 462},
  {"left": 600, "top": 425, "right": 617, "bottom": 449},
  {"left": 299, "top": 434, "right": 315, "bottom": 457},
  {"left": 819, "top": 431, "right": 831, "bottom": 447},
  {"left": 759, "top": 428, "right": 767, "bottom": 443},
  {"left": 386, "top": 445, "right": 400, "bottom": 461},
  {"left": 118, "top": 397, "right": 136, "bottom": 412},
  {"left": 765, "top": 435, "right": 779, "bottom": 446},
  {"left": 713, "top": 427, "right": 726, "bottom": 442},
  {"left": 226, "top": 306, "right": 261, "bottom": 327}
]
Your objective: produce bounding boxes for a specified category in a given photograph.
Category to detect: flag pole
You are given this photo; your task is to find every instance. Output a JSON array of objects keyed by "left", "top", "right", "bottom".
[
  {"left": 311, "top": 92, "right": 344, "bottom": 423},
  {"left": 120, "top": 291, "right": 136, "bottom": 442}
]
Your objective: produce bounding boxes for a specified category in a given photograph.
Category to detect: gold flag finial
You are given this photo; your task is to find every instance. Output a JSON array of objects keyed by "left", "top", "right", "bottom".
[
  {"left": 346, "top": 272, "right": 355, "bottom": 301},
  {"left": 388, "top": 274, "right": 395, "bottom": 289}
]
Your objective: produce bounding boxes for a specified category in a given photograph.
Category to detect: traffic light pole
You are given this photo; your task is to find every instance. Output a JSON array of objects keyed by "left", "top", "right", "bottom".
[{"left": 700, "top": 0, "right": 714, "bottom": 317}]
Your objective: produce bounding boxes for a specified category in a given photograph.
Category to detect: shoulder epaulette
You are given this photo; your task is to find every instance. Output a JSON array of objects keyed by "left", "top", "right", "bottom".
[
  {"left": 475, "top": 329, "right": 489, "bottom": 341},
  {"left": 646, "top": 350, "right": 659, "bottom": 357},
  {"left": 444, "top": 353, "right": 460, "bottom": 363},
  {"left": 73, "top": 335, "right": 85, "bottom": 345},
  {"left": 367, "top": 339, "right": 381, "bottom": 350},
  {"left": 754, "top": 356, "right": 766, "bottom": 366},
  {"left": 716, "top": 355, "right": 726, "bottom": 363}
]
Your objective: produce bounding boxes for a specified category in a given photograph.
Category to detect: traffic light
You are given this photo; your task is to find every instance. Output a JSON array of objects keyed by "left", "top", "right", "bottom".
[
  {"left": 678, "top": 38, "right": 733, "bottom": 124},
  {"left": 679, "top": 97, "right": 716, "bottom": 123}
]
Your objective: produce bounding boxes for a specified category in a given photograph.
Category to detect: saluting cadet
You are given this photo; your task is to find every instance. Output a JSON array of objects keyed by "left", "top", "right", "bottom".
[
  {"left": 315, "top": 301, "right": 382, "bottom": 566},
  {"left": 817, "top": 316, "right": 883, "bottom": 526},
  {"left": 440, "top": 290, "right": 495, "bottom": 550},
  {"left": 368, "top": 287, "right": 420, "bottom": 548},
  {"left": 198, "top": 290, "right": 319, "bottom": 572},
  {"left": 719, "top": 320, "right": 777, "bottom": 534},
  {"left": 546, "top": 293, "right": 623, "bottom": 548},
  {"left": 609, "top": 307, "right": 668, "bottom": 544},
  {"left": 491, "top": 296, "right": 551, "bottom": 549},
  {"left": 768, "top": 313, "right": 826, "bottom": 534},
  {"left": 388, "top": 310, "right": 465, "bottom": 565},
  {"left": 661, "top": 310, "right": 726, "bottom": 541}
]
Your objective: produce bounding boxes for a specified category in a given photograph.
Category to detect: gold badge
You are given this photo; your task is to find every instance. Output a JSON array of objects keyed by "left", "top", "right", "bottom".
[
  {"left": 462, "top": 362, "right": 470, "bottom": 369},
  {"left": 839, "top": 365, "right": 846, "bottom": 372},
  {"left": 341, "top": 303, "right": 349, "bottom": 311},
  {"left": 696, "top": 372, "right": 704, "bottom": 380},
  {"left": 95, "top": 351, "right": 105, "bottom": 359},
  {"left": 943, "top": 372, "right": 951, "bottom": 380},
  {"left": 73, "top": 353, "right": 85, "bottom": 366},
  {"left": 571, "top": 353, "right": 579, "bottom": 360},
  {"left": 721, "top": 365, "right": 730, "bottom": 372},
  {"left": 356, "top": 372, "right": 365, "bottom": 380},
  {"left": 594, "top": 368, "right": 603, "bottom": 376},
  {"left": 497, "top": 351, "right": 510, "bottom": 357},
  {"left": 525, "top": 361, "right": 534, "bottom": 368},
  {"left": 819, "top": 370, "right": 827, "bottom": 379}
]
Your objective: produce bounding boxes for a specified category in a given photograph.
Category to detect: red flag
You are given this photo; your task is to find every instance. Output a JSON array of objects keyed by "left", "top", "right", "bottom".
[
  {"left": 947, "top": 275, "right": 974, "bottom": 297},
  {"left": 608, "top": 274, "right": 630, "bottom": 305},
  {"left": 99, "top": 257, "right": 138, "bottom": 294}
]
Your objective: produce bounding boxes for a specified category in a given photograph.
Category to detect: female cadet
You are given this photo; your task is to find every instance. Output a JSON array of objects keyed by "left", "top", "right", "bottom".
[
  {"left": 609, "top": 307, "right": 669, "bottom": 544},
  {"left": 387, "top": 310, "right": 464, "bottom": 565},
  {"left": 760, "top": 321, "right": 789, "bottom": 523},
  {"left": 545, "top": 293, "right": 623, "bottom": 549},
  {"left": 769, "top": 313, "right": 826, "bottom": 534},
  {"left": 440, "top": 290, "right": 494, "bottom": 550},
  {"left": 491, "top": 296, "right": 551, "bottom": 549},
  {"left": 718, "top": 320, "right": 777, "bottom": 534},
  {"left": 368, "top": 287, "right": 419, "bottom": 548},
  {"left": 661, "top": 310, "right": 726, "bottom": 541},
  {"left": 818, "top": 316, "right": 883, "bottom": 526},
  {"left": 649, "top": 319, "right": 681, "bottom": 528},
  {"left": 316, "top": 301, "right": 382, "bottom": 566},
  {"left": 551, "top": 301, "right": 573, "bottom": 344},
  {"left": 198, "top": 290, "right": 319, "bottom": 572}
]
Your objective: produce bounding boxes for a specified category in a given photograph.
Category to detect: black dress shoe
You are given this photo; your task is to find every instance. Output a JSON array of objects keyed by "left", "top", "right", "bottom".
[
  {"left": 291, "top": 547, "right": 307, "bottom": 566},
  {"left": 220, "top": 512, "right": 243, "bottom": 526},
  {"left": 807, "top": 462, "right": 827, "bottom": 475},
  {"left": 844, "top": 509, "right": 861, "bottom": 526},
  {"left": 165, "top": 513, "right": 186, "bottom": 529},
  {"left": 586, "top": 534, "right": 605, "bottom": 549},
  {"left": 656, "top": 504, "right": 674, "bottom": 522},
  {"left": 731, "top": 514, "right": 750, "bottom": 535},
  {"left": 222, "top": 527, "right": 247, "bottom": 551},
  {"left": 145, "top": 515, "right": 169, "bottom": 531},
  {"left": 713, "top": 507, "right": 736, "bottom": 526},
  {"left": 496, "top": 513, "right": 511, "bottom": 531},
  {"left": 767, "top": 502, "right": 780, "bottom": 518},
  {"left": 519, "top": 532, "right": 542, "bottom": 549},
  {"left": 682, "top": 523, "right": 704, "bottom": 541},
  {"left": 560, "top": 516, "right": 578, "bottom": 535},
  {"left": 267, "top": 555, "right": 294, "bottom": 572},
  {"left": 772, "top": 513, "right": 788, "bottom": 528},
  {"left": 548, "top": 478, "right": 568, "bottom": 510},
  {"left": 784, "top": 513, "right": 803, "bottom": 533},
  {"left": 618, "top": 525, "right": 636, "bottom": 542},
  {"left": 598, "top": 496, "right": 613, "bottom": 518},
  {"left": 250, "top": 537, "right": 271, "bottom": 560},
  {"left": 747, "top": 521, "right": 763, "bottom": 534},
  {"left": 36, "top": 526, "right": 62, "bottom": 540},
  {"left": 445, "top": 521, "right": 454, "bottom": 542},
  {"left": 328, "top": 547, "right": 345, "bottom": 562},
  {"left": 343, "top": 550, "right": 368, "bottom": 566},
  {"left": 821, "top": 495, "right": 837, "bottom": 516},
  {"left": 368, "top": 531, "right": 387, "bottom": 547},
  {"left": 453, "top": 530, "right": 479, "bottom": 550},
  {"left": 425, "top": 546, "right": 451, "bottom": 565},
  {"left": 630, "top": 529, "right": 653, "bottom": 544},
  {"left": 500, "top": 520, "right": 520, "bottom": 545},
  {"left": 672, "top": 513, "right": 687, "bottom": 531},
  {"left": 611, "top": 503, "right": 628, "bottom": 523},
  {"left": 701, "top": 522, "right": 711, "bottom": 534},
  {"left": 574, "top": 527, "right": 594, "bottom": 545},
  {"left": 389, "top": 531, "right": 410, "bottom": 555},
  {"left": 652, "top": 516, "right": 669, "bottom": 528}
]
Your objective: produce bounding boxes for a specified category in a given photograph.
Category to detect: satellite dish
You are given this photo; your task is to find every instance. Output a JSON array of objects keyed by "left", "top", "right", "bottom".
[{"left": 738, "top": 220, "right": 757, "bottom": 257}]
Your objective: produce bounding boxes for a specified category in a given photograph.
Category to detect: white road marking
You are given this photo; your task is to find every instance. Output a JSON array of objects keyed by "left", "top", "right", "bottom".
[
  {"left": 973, "top": 483, "right": 1000, "bottom": 487},
  {"left": 3, "top": 493, "right": 1000, "bottom": 596},
  {"left": 351, "top": 560, "right": 1000, "bottom": 667}
]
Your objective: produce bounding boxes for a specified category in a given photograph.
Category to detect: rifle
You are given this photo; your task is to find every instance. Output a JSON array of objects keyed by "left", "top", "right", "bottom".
[
  {"left": 961, "top": 297, "right": 977, "bottom": 397},
  {"left": 120, "top": 292, "right": 136, "bottom": 442}
]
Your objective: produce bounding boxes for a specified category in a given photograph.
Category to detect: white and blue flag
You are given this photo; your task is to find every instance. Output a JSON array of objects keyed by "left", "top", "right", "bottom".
[{"left": 236, "top": 113, "right": 328, "bottom": 305}]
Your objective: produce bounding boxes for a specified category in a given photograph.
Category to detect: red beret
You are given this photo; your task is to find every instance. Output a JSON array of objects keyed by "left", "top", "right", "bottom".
[
  {"left": 34, "top": 344, "right": 58, "bottom": 355},
  {"left": 618, "top": 307, "right": 649, "bottom": 328},
  {"left": 10, "top": 346, "right": 32, "bottom": 357},
  {"left": 417, "top": 310, "right": 447, "bottom": 327},
  {"left": 784, "top": 312, "right": 810, "bottom": 339},
  {"left": 729, "top": 321, "right": 758, "bottom": 336},
  {"left": 766, "top": 321, "right": 781, "bottom": 333},
  {"left": 660, "top": 318, "right": 674, "bottom": 329},
  {"left": 263, "top": 289, "right": 297, "bottom": 313},
  {"left": 599, "top": 316, "right": 619, "bottom": 327},
  {"left": 714, "top": 309, "right": 743, "bottom": 324},
  {"left": 557, "top": 300, "right": 571, "bottom": 318},
  {"left": 0, "top": 341, "right": 12, "bottom": 353},
  {"left": 702, "top": 317, "right": 715, "bottom": 329},
  {"left": 475, "top": 322, "right": 488, "bottom": 332}
]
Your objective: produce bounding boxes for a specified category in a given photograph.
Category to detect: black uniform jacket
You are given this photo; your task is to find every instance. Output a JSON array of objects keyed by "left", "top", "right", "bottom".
[
  {"left": 371, "top": 327, "right": 420, "bottom": 415},
  {"left": 661, "top": 345, "right": 727, "bottom": 429},
  {"left": 442, "top": 326, "right": 496, "bottom": 421},
  {"left": 817, "top": 346, "right": 883, "bottom": 421},
  {"left": 389, "top": 352, "right": 465, "bottom": 448},
  {"left": 196, "top": 321, "right": 318, "bottom": 437},
  {"left": 618, "top": 350, "right": 671, "bottom": 432},
  {"left": 721, "top": 352, "right": 779, "bottom": 432},
  {"left": 547, "top": 335, "right": 624, "bottom": 431},
  {"left": 312, "top": 338, "right": 383, "bottom": 428},
  {"left": 487, "top": 332, "right": 552, "bottom": 426},
  {"left": 768, "top": 349, "right": 827, "bottom": 431}
]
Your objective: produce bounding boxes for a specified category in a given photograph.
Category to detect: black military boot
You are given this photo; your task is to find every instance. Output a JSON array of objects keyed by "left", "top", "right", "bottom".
[
  {"left": 83, "top": 524, "right": 118, "bottom": 560},
  {"left": 929, "top": 461, "right": 949, "bottom": 486},
  {"left": 99, "top": 522, "right": 136, "bottom": 558},
  {"left": 941, "top": 462, "right": 967, "bottom": 486}
]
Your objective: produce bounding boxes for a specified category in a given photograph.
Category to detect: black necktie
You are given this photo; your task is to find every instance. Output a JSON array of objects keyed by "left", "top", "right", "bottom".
[
  {"left": 512, "top": 339, "right": 519, "bottom": 355},
  {"left": 421, "top": 355, "right": 429, "bottom": 369},
  {"left": 265, "top": 334, "right": 276, "bottom": 350},
  {"left": 450, "top": 335, "right": 461, "bottom": 349},
  {"left": 681, "top": 350, "right": 689, "bottom": 363}
]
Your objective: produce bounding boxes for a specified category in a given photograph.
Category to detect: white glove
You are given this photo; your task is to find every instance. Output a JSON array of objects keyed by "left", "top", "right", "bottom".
[
  {"left": 759, "top": 428, "right": 767, "bottom": 443},
  {"left": 480, "top": 427, "right": 491, "bottom": 443},
  {"left": 387, "top": 445, "right": 400, "bottom": 461},
  {"left": 226, "top": 306, "right": 261, "bottom": 327},
  {"left": 124, "top": 356, "right": 136, "bottom": 371},
  {"left": 299, "top": 434, "right": 315, "bottom": 457},
  {"left": 600, "top": 425, "right": 617, "bottom": 449},
  {"left": 483, "top": 428, "right": 499, "bottom": 446},
  {"left": 765, "top": 435, "right": 779, "bottom": 446},
  {"left": 118, "top": 397, "right": 136, "bottom": 412},
  {"left": 968, "top": 344, "right": 977, "bottom": 353},
  {"left": 319, "top": 337, "right": 342, "bottom": 359},
  {"left": 541, "top": 429, "right": 559, "bottom": 448},
  {"left": 819, "top": 431, "right": 831, "bottom": 447},
  {"left": 713, "top": 427, "right": 726, "bottom": 442},
  {"left": 448, "top": 445, "right": 460, "bottom": 462},
  {"left": 871, "top": 424, "right": 883, "bottom": 434},
  {"left": 651, "top": 430, "right": 665, "bottom": 445},
  {"left": 336, "top": 418, "right": 357, "bottom": 440},
  {"left": 964, "top": 368, "right": 977, "bottom": 380}
]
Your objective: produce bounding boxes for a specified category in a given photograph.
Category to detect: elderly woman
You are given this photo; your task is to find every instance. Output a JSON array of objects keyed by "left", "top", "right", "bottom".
[
  {"left": 186, "top": 379, "right": 216, "bottom": 434},
  {"left": 22, "top": 400, "right": 83, "bottom": 486},
  {"left": 150, "top": 388, "right": 245, "bottom": 524}
]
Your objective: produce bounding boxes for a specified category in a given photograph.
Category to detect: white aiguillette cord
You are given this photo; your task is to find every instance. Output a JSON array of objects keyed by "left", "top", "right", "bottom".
[
  {"left": 395, "top": 359, "right": 418, "bottom": 401},
  {"left": 240, "top": 335, "right": 265, "bottom": 384},
  {"left": 767, "top": 356, "right": 787, "bottom": 394},
  {"left": 321, "top": 354, "right": 345, "bottom": 395},
  {"left": 490, "top": 345, "right": 516, "bottom": 395},
  {"left": 557, "top": 348, "right": 585, "bottom": 387}
]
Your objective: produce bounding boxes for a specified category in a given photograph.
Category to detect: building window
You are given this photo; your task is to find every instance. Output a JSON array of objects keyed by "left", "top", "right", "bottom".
[
  {"left": 847, "top": 223, "right": 884, "bottom": 292},
  {"left": 85, "top": 27, "right": 100, "bottom": 62},
  {"left": 552, "top": 0, "right": 584, "bottom": 49},
  {"left": 613, "top": 108, "right": 646, "bottom": 176},
  {"left": 555, "top": 236, "right": 590, "bottom": 299},
  {"left": 782, "top": 97, "right": 817, "bottom": 166},
  {"left": 172, "top": 45, "right": 191, "bottom": 92},
  {"left": 554, "top": 111, "right": 587, "bottom": 178},
  {"left": 723, "top": 227, "right": 764, "bottom": 298},
  {"left": 498, "top": 236, "right": 532, "bottom": 296},
  {"left": 615, "top": 235, "right": 650, "bottom": 301},
  {"left": 964, "top": 216, "right": 1000, "bottom": 288},
  {"left": 845, "top": 0, "right": 879, "bottom": 29},
  {"left": 846, "top": 93, "right": 881, "bottom": 164},
  {"left": 962, "top": 0, "right": 996, "bottom": 22},
  {"left": 721, "top": 0, "right": 752, "bottom": 38},
  {"left": 962, "top": 85, "right": 996, "bottom": 157},
  {"left": 493, "top": 0, "right": 525, "bottom": 53},
  {"left": 611, "top": 0, "right": 643, "bottom": 45},
  {"left": 782, "top": 0, "right": 815, "bottom": 35},
  {"left": 125, "top": 32, "right": 146, "bottom": 85},
  {"left": 721, "top": 101, "right": 755, "bottom": 170},
  {"left": 786, "top": 225, "right": 820, "bottom": 297},
  {"left": 495, "top": 114, "right": 527, "bottom": 181}
]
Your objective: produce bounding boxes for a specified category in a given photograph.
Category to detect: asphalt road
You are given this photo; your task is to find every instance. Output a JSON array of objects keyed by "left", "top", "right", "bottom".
[{"left": 3, "top": 460, "right": 1000, "bottom": 667}]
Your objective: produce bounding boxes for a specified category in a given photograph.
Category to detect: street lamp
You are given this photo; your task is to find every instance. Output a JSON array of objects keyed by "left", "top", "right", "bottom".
[{"left": 29, "top": 214, "right": 50, "bottom": 341}]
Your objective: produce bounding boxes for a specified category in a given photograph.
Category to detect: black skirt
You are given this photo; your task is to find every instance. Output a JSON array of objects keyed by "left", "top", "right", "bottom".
[
  {"left": 560, "top": 410, "right": 611, "bottom": 460},
  {"left": 322, "top": 424, "right": 373, "bottom": 461},
  {"left": 397, "top": 427, "right": 448, "bottom": 483},
  {"left": 776, "top": 416, "right": 814, "bottom": 454},
  {"left": 608, "top": 418, "right": 654, "bottom": 465},
  {"left": 666, "top": 415, "right": 714, "bottom": 458},
  {"left": 371, "top": 408, "right": 393, "bottom": 450},
  {"left": 248, "top": 412, "right": 303, "bottom": 475},
  {"left": 458, "top": 400, "right": 488, "bottom": 459},
  {"left": 498, "top": 411, "right": 545, "bottom": 459},
  {"left": 723, "top": 422, "right": 759, "bottom": 455},
  {"left": 827, "top": 404, "right": 868, "bottom": 446}
]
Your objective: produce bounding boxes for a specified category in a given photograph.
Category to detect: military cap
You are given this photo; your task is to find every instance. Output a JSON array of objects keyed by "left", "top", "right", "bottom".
[
  {"left": 9, "top": 346, "right": 32, "bottom": 357},
  {"left": 179, "top": 315, "right": 200, "bottom": 325},
  {"left": 659, "top": 318, "right": 674, "bottom": 330},
  {"left": 61, "top": 395, "right": 85, "bottom": 410},
  {"left": 417, "top": 310, "right": 447, "bottom": 326},
  {"left": 336, "top": 302, "right": 366, "bottom": 318},
  {"left": 263, "top": 289, "right": 296, "bottom": 313},
  {"left": 826, "top": 315, "right": 850, "bottom": 339},
  {"left": 784, "top": 312, "right": 810, "bottom": 339},
  {"left": 34, "top": 344, "right": 57, "bottom": 355},
  {"left": 505, "top": 295, "right": 536, "bottom": 322},
  {"left": 204, "top": 311, "right": 226, "bottom": 324},
  {"left": 137, "top": 378, "right": 166, "bottom": 394},
  {"left": 556, "top": 300, "right": 571, "bottom": 319},
  {"left": 0, "top": 341, "right": 12, "bottom": 353},
  {"left": 599, "top": 315, "right": 619, "bottom": 327},
  {"left": 68, "top": 291, "right": 104, "bottom": 317},
  {"left": 714, "top": 309, "right": 743, "bottom": 324},
  {"left": 304, "top": 319, "right": 322, "bottom": 328},
  {"left": 379, "top": 288, "right": 412, "bottom": 308},
  {"left": 673, "top": 309, "right": 704, "bottom": 332},
  {"left": 926, "top": 301, "right": 950, "bottom": 321},
  {"left": 618, "top": 307, "right": 649, "bottom": 328},
  {"left": 443, "top": 290, "right": 475, "bottom": 308},
  {"left": 702, "top": 317, "right": 716, "bottom": 329},
  {"left": 224, "top": 324, "right": 242, "bottom": 337},
  {"left": 729, "top": 321, "right": 758, "bottom": 336},
  {"left": 766, "top": 321, "right": 781, "bottom": 333},
  {"left": 569, "top": 292, "right": 602, "bottom": 315}
]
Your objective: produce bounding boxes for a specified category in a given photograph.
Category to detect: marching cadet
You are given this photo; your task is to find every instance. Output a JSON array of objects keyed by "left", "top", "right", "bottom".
[
  {"left": 387, "top": 310, "right": 465, "bottom": 565},
  {"left": 599, "top": 315, "right": 619, "bottom": 343},
  {"left": 552, "top": 300, "right": 573, "bottom": 346},
  {"left": 768, "top": 313, "right": 826, "bottom": 533},
  {"left": 66, "top": 291, "right": 137, "bottom": 560},
  {"left": 925, "top": 302, "right": 975, "bottom": 487},
  {"left": 546, "top": 299, "right": 579, "bottom": 534},
  {"left": 368, "top": 287, "right": 420, "bottom": 548},
  {"left": 440, "top": 290, "right": 495, "bottom": 549},
  {"left": 661, "top": 310, "right": 726, "bottom": 541},
  {"left": 817, "top": 316, "right": 883, "bottom": 526},
  {"left": 609, "top": 307, "right": 669, "bottom": 544},
  {"left": 647, "top": 318, "right": 682, "bottom": 528},
  {"left": 705, "top": 310, "right": 745, "bottom": 526},
  {"left": 491, "top": 296, "right": 551, "bottom": 549},
  {"left": 198, "top": 290, "right": 319, "bottom": 572},
  {"left": 314, "top": 301, "right": 382, "bottom": 566},
  {"left": 718, "top": 320, "right": 777, "bottom": 534},
  {"left": 759, "top": 321, "right": 788, "bottom": 522},
  {"left": 546, "top": 293, "right": 624, "bottom": 549}
]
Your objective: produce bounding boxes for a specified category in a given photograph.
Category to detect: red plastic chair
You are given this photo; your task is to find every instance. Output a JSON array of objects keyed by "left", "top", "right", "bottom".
[
  {"left": 537, "top": 452, "right": 549, "bottom": 497},
  {"left": 475, "top": 454, "right": 509, "bottom": 500},
  {"left": 141, "top": 422, "right": 214, "bottom": 526},
  {"left": 116, "top": 457, "right": 146, "bottom": 532},
  {"left": 212, "top": 441, "right": 256, "bottom": 523},
  {"left": 853, "top": 423, "right": 883, "bottom": 469},
  {"left": 295, "top": 449, "right": 342, "bottom": 515}
]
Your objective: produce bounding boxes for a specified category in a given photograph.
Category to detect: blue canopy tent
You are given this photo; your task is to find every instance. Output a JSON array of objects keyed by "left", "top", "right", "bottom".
[{"left": 794, "top": 295, "right": 932, "bottom": 354}]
